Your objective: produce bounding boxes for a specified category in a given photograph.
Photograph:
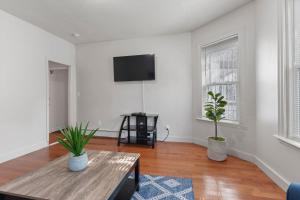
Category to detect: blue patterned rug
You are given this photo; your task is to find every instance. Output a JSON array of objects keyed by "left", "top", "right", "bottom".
[{"left": 132, "top": 174, "right": 194, "bottom": 200}]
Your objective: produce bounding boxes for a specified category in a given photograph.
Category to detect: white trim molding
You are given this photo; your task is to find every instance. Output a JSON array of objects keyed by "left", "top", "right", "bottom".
[
  {"left": 94, "top": 130, "right": 193, "bottom": 143},
  {"left": 277, "top": 0, "right": 299, "bottom": 139},
  {"left": 0, "top": 129, "right": 290, "bottom": 192},
  {"left": 193, "top": 137, "right": 289, "bottom": 191},
  {"left": 200, "top": 34, "right": 240, "bottom": 123},
  {"left": 255, "top": 156, "right": 290, "bottom": 191},
  {"left": 196, "top": 117, "right": 248, "bottom": 130},
  {"left": 193, "top": 137, "right": 255, "bottom": 163},
  {"left": 274, "top": 134, "right": 300, "bottom": 150},
  {"left": 278, "top": 0, "right": 290, "bottom": 138}
]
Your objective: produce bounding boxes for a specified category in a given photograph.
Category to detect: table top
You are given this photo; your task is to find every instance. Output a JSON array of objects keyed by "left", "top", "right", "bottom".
[
  {"left": 121, "top": 113, "right": 159, "bottom": 117},
  {"left": 0, "top": 151, "right": 140, "bottom": 200}
]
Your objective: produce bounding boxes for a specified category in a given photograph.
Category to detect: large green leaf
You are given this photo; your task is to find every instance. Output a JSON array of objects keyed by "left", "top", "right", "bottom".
[
  {"left": 217, "top": 96, "right": 224, "bottom": 103},
  {"left": 57, "top": 122, "right": 98, "bottom": 157},
  {"left": 215, "top": 93, "right": 221, "bottom": 99},
  {"left": 203, "top": 91, "right": 228, "bottom": 126},
  {"left": 207, "top": 91, "right": 214, "bottom": 99}
]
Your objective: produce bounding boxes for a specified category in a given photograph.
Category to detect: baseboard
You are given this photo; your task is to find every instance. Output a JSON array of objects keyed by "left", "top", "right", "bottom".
[
  {"left": 255, "top": 156, "right": 290, "bottom": 191},
  {"left": 0, "top": 141, "right": 48, "bottom": 164},
  {"left": 49, "top": 141, "right": 59, "bottom": 146},
  {"left": 95, "top": 131, "right": 118, "bottom": 138},
  {"left": 193, "top": 137, "right": 207, "bottom": 147},
  {"left": 227, "top": 147, "right": 256, "bottom": 163},
  {"left": 95, "top": 131, "right": 193, "bottom": 143},
  {"left": 157, "top": 135, "right": 193, "bottom": 143},
  {"left": 0, "top": 132, "right": 290, "bottom": 192},
  {"left": 95, "top": 132, "right": 292, "bottom": 191},
  {"left": 192, "top": 137, "right": 255, "bottom": 162},
  {"left": 193, "top": 137, "right": 289, "bottom": 191}
]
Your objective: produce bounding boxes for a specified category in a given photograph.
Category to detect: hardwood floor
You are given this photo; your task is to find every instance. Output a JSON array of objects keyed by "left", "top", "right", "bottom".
[
  {"left": 0, "top": 136, "right": 285, "bottom": 200},
  {"left": 49, "top": 131, "right": 62, "bottom": 144}
]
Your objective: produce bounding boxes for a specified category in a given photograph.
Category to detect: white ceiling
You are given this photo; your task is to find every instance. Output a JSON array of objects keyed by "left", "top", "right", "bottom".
[{"left": 0, "top": 0, "right": 252, "bottom": 44}]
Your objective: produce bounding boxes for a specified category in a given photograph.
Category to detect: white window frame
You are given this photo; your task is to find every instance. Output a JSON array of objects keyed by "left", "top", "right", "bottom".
[
  {"left": 290, "top": 0, "right": 300, "bottom": 140},
  {"left": 200, "top": 34, "right": 240, "bottom": 124},
  {"left": 277, "top": 0, "right": 300, "bottom": 146}
]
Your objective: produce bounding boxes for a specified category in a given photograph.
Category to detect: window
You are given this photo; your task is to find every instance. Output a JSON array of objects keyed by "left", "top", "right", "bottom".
[
  {"left": 201, "top": 36, "right": 239, "bottom": 122},
  {"left": 278, "top": 0, "right": 300, "bottom": 141},
  {"left": 292, "top": 0, "right": 300, "bottom": 137}
]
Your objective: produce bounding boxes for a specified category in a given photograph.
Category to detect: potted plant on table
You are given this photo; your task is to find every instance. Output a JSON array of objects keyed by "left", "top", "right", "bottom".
[
  {"left": 204, "top": 91, "right": 228, "bottom": 161},
  {"left": 57, "top": 123, "right": 98, "bottom": 172}
]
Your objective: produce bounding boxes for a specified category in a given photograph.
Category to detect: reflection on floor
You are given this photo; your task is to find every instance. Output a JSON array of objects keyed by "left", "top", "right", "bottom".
[{"left": 0, "top": 137, "right": 285, "bottom": 200}]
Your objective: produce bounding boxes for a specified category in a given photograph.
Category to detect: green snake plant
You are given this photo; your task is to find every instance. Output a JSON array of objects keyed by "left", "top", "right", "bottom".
[{"left": 57, "top": 123, "right": 98, "bottom": 157}]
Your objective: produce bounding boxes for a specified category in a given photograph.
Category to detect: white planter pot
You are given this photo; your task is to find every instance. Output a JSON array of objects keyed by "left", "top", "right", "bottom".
[
  {"left": 68, "top": 152, "right": 88, "bottom": 172},
  {"left": 207, "top": 137, "right": 227, "bottom": 161}
]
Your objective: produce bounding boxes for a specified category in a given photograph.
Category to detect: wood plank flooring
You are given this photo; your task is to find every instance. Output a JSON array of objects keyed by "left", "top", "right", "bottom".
[
  {"left": 49, "top": 131, "right": 62, "bottom": 144},
  {"left": 0, "top": 135, "right": 285, "bottom": 200}
]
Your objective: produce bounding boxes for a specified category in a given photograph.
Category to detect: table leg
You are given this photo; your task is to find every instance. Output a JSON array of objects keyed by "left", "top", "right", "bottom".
[
  {"left": 117, "top": 116, "right": 127, "bottom": 146},
  {"left": 127, "top": 116, "right": 130, "bottom": 144},
  {"left": 135, "top": 158, "right": 140, "bottom": 191}
]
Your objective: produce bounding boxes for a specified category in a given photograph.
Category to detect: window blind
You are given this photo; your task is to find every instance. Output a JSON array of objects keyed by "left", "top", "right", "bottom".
[
  {"left": 294, "top": 0, "right": 300, "bottom": 137},
  {"left": 202, "top": 36, "right": 239, "bottom": 121}
]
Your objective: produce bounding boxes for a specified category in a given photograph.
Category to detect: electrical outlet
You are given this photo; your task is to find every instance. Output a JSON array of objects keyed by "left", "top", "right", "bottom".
[
  {"left": 98, "top": 120, "right": 102, "bottom": 127},
  {"left": 166, "top": 125, "right": 170, "bottom": 130}
]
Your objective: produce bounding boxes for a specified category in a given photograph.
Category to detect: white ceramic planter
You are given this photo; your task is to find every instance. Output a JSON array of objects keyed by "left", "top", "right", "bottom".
[
  {"left": 68, "top": 152, "right": 88, "bottom": 172},
  {"left": 207, "top": 137, "right": 227, "bottom": 161}
]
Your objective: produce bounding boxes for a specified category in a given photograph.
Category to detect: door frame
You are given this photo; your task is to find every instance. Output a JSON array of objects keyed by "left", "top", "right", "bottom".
[{"left": 46, "top": 60, "right": 71, "bottom": 144}]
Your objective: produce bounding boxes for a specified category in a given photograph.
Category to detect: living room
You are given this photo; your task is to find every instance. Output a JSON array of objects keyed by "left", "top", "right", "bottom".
[{"left": 0, "top": 0, "right": 299, "bottom": 199}]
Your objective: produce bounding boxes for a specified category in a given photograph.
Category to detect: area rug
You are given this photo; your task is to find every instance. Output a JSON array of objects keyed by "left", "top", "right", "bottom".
[{"left": 132, "top": 174, "right": 194, "bottom": 200}]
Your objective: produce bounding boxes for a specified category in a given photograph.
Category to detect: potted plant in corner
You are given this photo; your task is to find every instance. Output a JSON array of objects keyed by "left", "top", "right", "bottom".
[
  {"left": 204, "top": 91, "right": 228, "bottom": 161},
  {"left": 57, "top": 123, "right": 98, "bottom": 172}
]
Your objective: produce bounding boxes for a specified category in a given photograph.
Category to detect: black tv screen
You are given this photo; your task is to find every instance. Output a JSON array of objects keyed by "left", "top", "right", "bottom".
[{"left": 113, "top": 54, "right": 155, "bottom": 82}]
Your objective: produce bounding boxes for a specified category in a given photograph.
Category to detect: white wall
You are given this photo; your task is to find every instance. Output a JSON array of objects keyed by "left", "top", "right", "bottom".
[
  {"left": 1, "top": 0, "right": 299, "bottom": 192},
  {"left": 0, "top": 9, "right": 76, "bottom": 163},
  {"left": 76, "top": 33, "right": 192, "bottom": 141},
  {"left": 191, "top": 2, "right": 256, "bottom": 160},
  {"left": 255, "top": 0, "right": 300, "bottom": 190},
  {"left": 190, "top": 0, "right": 300, "bottom": 191},
  {"left": 49, "top": 67, "right": 69, "bottom": 133}
]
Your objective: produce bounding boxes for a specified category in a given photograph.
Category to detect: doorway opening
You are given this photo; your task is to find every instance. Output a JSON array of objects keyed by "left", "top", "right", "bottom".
[{"left": 48, "top": 61, "right": 70, "bottom": 144}]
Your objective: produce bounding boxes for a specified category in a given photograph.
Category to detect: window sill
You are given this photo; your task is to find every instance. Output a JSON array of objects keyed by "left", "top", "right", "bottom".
[
  {"left": 196, "top": 117, "right": 244, "bottom": 129},
  {"left": 274, "top": 135, "right": 300, "bottom": 149}
]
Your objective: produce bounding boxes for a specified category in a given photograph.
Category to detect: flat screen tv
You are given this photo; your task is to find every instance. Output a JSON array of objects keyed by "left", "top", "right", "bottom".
[{"left": 113, "top": 54, "right": 155, "bottom": 82}]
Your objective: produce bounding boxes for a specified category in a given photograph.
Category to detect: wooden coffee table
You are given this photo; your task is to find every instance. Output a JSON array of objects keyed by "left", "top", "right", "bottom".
[{"left": 0, "top": 151, "right": 140, "bottom": 200}]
